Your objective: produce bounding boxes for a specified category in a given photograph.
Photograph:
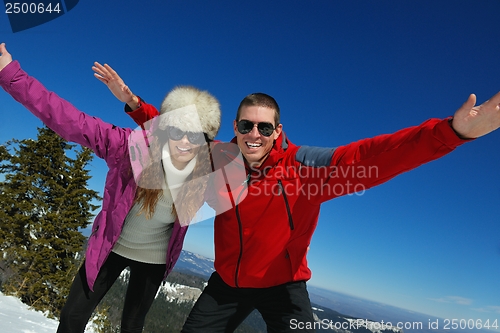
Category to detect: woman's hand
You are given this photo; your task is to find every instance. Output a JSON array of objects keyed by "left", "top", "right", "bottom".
[{"left": 0, "top": 43, "right": 13, "bottom": 72}]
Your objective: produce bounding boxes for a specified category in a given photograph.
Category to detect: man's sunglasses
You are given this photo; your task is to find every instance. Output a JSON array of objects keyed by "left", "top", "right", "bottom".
[
  {"left": 236, "top": 120, "right": 275, "bottom": 137},
  {"left": 167, "top": 126, "right": 206, "bottom": 145}
]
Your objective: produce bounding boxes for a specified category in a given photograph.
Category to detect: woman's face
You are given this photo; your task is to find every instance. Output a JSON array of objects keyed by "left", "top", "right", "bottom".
[{"left": 166, "top": 127, "right": 204, "bottom": 169}]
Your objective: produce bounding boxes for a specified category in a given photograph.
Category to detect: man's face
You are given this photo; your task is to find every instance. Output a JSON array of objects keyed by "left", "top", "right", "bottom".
[{"left": 234, "top": 105, "right": 282, "bottom": 167}]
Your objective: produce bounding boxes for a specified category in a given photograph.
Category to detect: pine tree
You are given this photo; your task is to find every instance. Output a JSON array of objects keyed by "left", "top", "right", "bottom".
[{"left": 0, "top": 126, "right": 101, "bottom": 317}]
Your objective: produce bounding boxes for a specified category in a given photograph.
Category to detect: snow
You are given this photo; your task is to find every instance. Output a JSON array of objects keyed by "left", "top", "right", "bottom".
[
  {"left": 0, "top": 291, "right": 97, "bottom": 333},
  {"left": 0, "top": 291, "right": 58, "bottom": 333}
]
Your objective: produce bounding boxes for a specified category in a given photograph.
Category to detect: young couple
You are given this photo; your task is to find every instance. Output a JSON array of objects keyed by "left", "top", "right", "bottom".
[{"left": 1, "top": 43, "right": 499, "bottom": 333}]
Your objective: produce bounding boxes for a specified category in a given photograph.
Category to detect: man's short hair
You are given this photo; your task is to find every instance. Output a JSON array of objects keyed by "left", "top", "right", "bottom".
[{"left": 236, "top": 93, "right": 280, "bottom": 126}]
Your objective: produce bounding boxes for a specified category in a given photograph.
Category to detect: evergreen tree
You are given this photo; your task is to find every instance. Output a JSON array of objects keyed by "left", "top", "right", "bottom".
[{"left": 0, "top": 126, "right": 101, "bottom": 317}]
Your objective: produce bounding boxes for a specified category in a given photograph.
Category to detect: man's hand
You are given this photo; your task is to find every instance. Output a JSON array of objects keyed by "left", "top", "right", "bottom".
[
  {"left": 92, "top": 62, "right": 140, "bottom": 109},
  {"left": 451, "top": 92, "right": 500, "bottom": 139},
  {"left": 0, "top": 43, "right": 13, "bottom": 72}
]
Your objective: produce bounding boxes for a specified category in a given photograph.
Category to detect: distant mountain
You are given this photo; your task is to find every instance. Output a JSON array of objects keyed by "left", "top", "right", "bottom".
[
  {"left": 308, "top": 286, "right": 476, "bottom": 333},
  {"left": 173, "top": 250, "right": 215, "bottom": 278}
]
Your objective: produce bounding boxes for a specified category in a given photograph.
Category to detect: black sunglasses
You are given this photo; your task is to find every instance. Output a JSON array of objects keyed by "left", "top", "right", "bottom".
[
  {"left": 167, "top": 126, "right": 206, "bottom": 145},
  {"left": 236, "top": 120, "right": 275, "bottom": 137}
]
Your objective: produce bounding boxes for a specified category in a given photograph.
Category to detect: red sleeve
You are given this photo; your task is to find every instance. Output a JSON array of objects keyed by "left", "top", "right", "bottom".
[
  {"left": 127, "top": 100, "right": 160, "bottom": 128},
  {"left": 310, "top": 118, "right": 470, "bottom": 202}
]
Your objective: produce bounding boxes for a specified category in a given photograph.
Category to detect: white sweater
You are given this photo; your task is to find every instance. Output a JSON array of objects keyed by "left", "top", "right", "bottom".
[{"left": 112, "top": 144, "right": 196, "bottom": 264}]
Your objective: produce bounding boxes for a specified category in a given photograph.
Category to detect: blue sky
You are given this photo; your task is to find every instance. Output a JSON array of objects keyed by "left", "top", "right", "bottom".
[{"left": 1, "top": 0, "right": 500, "bottom": 327}]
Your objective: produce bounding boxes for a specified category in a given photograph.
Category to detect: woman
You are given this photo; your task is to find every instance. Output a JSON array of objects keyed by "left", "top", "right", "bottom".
[{"left": 0, "top": 43, "right": 221, "bottom": 333}]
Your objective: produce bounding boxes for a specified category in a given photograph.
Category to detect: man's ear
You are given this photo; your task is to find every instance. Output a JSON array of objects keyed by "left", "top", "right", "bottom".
[
  {"left": 273, "top": 124, "right": 283, "bottom": 140},
  {"left": 233, "top": 119, "right": 238, "bottom": 136}
]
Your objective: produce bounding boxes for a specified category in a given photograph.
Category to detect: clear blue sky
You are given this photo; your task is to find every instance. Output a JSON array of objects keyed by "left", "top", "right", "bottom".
[{"left": 1, "top": 0, "right": 500, "bottom": 327}]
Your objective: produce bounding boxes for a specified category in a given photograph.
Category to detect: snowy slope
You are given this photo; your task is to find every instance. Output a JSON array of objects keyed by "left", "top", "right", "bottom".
[
  {"left": 0, "top": 291, "right": 59, "bottom": 333},
  {"left": 0, "top": 292, "right": 97, "bottom": 333}
]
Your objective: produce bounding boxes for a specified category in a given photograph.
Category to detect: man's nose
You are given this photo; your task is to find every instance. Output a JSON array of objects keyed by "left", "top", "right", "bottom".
[{"left": 249, "top": 124, "right": 260, "bottom": 136}]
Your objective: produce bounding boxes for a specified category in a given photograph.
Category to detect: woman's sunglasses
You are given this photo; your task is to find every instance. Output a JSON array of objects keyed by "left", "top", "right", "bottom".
[
  {"left": 167, "top": 126, "right": 206, "bottom": 145},
  {"left": 236, "top": 120, "right": 275, "bottom": 137}
]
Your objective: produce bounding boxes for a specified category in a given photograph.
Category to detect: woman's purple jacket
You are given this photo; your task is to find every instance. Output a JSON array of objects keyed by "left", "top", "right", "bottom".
[{"left": 0, "top": 61, "right": 188, "bottom": 291}]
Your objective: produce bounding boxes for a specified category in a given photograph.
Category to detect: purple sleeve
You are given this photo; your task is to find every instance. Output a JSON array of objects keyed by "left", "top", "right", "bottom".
[{"left": 0, "top": 61, "right": 131, "bottom": 164}]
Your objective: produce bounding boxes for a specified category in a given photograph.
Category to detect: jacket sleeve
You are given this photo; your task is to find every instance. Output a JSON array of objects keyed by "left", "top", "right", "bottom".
[
  {"left": 125, "top": 100, "right": 160, "bottom": 128},
  {"left": 0, "top": 61, "right": 130, "bottom": 165},
  {"left": 297, "top": 118, "right": 469, "bottom": 203}
]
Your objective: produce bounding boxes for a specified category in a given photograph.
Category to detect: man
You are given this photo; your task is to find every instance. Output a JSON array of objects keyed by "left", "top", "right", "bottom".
[{"left": 92, "top": 62, "right": 500, "bottom": 332}]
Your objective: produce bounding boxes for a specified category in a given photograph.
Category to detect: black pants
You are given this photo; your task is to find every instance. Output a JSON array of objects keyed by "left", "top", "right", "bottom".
[
  {"left": 57, "top": 252, "right": 165, "bottom": 333},
  {"left": 182, "top": 272, "right": 315, "bottom": 333}
]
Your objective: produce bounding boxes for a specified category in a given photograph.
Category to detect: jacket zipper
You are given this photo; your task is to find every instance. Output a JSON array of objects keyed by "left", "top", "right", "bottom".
[
  {"left": 234, "top": 172, "right": 251, "bottom": 288},
  {"left": 277, "top": 180, "right": 294, "bottom": 230}
]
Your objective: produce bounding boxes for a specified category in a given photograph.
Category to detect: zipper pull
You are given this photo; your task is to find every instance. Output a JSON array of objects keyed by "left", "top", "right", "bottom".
[{"left": 243, "top": 171, "right": 251, "bottom": 185}]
